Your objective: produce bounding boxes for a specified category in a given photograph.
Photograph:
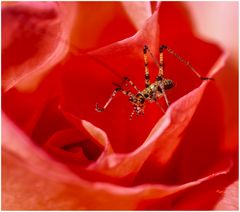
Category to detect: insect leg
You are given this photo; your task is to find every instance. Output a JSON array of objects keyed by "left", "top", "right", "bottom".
[
  {"left": 158, "top": 45, "right": 165, "bottom": 76},
  {"left": 160, "top": 45, "right": 214, "bottom": 80},
  {"left": 148, "top": 45, "right": 169, "bottom": 107},
  {"left": 96, "top": 87, "right": 134, "bottom": 112},
  {"left": 159, "top": 82, "right": 170, "bottom": 107},
  {"left": 130, "top": 110, "right": 135, "bottom": 120},
  {"left": 130, "top": 105, "right": 143, "bottom": 120},
  {"left": 155, "top": 101, "right": 166, "bottom": 113},
  {"left": 96, "top": 87, "right": 121, "bottom": 112},
  {"left": 144, "top": 44, "right": 167, "bottom": 81},
  {"left": 144, "top": 45, "right": 171, "bottom": 107},
  {"left": 123, "top": 76, "right": 140, "bottom": 92},
  {"left": 144, "top": 45, "right": 161, "bottom": 70},
  {"left": 143, "top": 45, "right": 151, "bottom": 88}
]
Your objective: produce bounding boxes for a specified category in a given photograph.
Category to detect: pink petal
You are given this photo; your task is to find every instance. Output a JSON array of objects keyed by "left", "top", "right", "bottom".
[
  {"left": 121, "top": 2, "right": 152, "bottom": 30},
  {"left": 188, "top": 2, "right": 238, "bottom": 154},
  {"left": 214, "top": 181, "right": 239, "bottom": 210},
  {"left": 44, "top": 128, "right": 101, "bottom": 166},
  {"left": 2, "top": 68, "right": 68, "bottom": 142},
  {"left": 43, "top": 117, "right": 114, "bottom": 173},
  {"left": 2, "top": 2, "right": 76, "bottom": 91},
  {"left": 68, "top": 2, "right": 148, "bottom": 50},
  {"left": 2, "top": 113, "right": 232, "bottom": 210}
]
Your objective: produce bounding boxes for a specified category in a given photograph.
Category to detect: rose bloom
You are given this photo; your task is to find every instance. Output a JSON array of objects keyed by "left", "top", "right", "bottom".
[{"left": 2, "top": 2, "right": 238, "bottom": 210}]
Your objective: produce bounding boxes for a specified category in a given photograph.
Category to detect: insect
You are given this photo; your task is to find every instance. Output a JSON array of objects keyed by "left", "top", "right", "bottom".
[{"left": 95, "top": 45, "right": 213, "bottom": 120}]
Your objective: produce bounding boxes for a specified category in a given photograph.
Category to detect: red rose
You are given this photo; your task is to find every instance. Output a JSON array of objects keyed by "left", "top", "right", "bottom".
[{"left": 2, "top": 2, "right": 238, "bottom": 210}]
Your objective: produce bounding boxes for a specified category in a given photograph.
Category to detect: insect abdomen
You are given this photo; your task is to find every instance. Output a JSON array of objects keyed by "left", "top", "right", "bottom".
[{"left": 142, "top": 83, "right": 157, "bottom": 99}]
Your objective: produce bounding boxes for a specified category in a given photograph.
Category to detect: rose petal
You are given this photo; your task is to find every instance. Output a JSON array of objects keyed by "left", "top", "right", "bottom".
[
  {"left": 137, "top": 160, "right": 234, "bottom": 210},
  {"left": 44, "top": 128, "right": 104, "bottom": 166},
  {"left": 164, "top": 159, "right": 237, "bottom": 210},
  {"left": 2, "top": 68, "right": 69, "bottom": 144},
  {"left": 2, "top": 2, "right": 76, "bottom": 91},
  {"left": 188, "top": 2, "right": 238, "bottom": 154},
  {"left": 121, "top": 2, "right": 152, "bottom": 30},
  {"left": 214, "top": 181, "right": 238, "bottom": 210},
  {"left": 62, "top": 112, "right": 113, "bottom": 154},
  {"left": 43, "top": 116, "right": 113, "bottom": 168},
  {"left": 68, "top": 2, "right": 144, "bottom": 50},
  {"left": 2, "top": 113, "right": 232, "bottom": 210}
]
